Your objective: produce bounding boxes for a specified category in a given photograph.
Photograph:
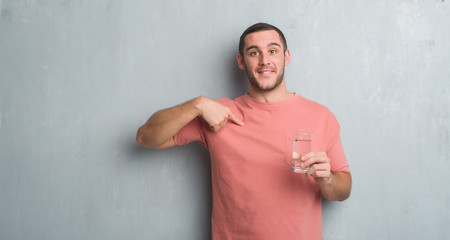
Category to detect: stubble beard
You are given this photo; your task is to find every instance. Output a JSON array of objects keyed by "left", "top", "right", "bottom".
[{"left": 247, "top": 67, "right": 285, "bottom": 92}]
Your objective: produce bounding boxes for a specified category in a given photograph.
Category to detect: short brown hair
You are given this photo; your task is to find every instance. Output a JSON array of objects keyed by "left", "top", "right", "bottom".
[{"left": 238, "top": 23, "right": 288, "bottom": 56}]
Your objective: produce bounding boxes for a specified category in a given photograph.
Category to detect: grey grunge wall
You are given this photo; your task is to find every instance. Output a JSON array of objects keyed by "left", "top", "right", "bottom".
[{"left": 1, "top": 1, "right": 449, "bottom": 239}]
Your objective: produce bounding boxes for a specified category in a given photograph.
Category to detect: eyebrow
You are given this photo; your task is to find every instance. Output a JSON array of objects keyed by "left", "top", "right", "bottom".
[{"left": 246, "top": 42, "right": 282, "bottom": 52}]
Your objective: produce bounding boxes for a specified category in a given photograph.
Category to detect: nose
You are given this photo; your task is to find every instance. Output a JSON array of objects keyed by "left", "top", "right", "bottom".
[{"left": 259, "top": 52, "right": 270, "bottom": 66}]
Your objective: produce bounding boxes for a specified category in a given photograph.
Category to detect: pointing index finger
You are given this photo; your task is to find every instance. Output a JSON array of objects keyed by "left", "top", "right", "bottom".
[{"left": 228, "top": 111, "right": 244, "bottom": 126}]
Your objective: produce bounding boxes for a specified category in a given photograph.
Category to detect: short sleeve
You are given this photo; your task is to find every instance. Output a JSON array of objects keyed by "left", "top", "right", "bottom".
[
  {"left": 173, "top": 117, "right": 208, "bottom": 148},
  {"left": 326, "top": 112, "right": 350, "bottom": 172}
]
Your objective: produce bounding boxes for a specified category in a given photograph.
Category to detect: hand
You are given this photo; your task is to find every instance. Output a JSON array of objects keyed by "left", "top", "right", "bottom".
[
  {"left": 302, "top": 152, "right": 352, "bottom": 201},
  {"left": 302, "top": 151, "right": 332, "bottom": 185},
  {"left": 195, "top": 97, "right": 244, "bottom": 132}
]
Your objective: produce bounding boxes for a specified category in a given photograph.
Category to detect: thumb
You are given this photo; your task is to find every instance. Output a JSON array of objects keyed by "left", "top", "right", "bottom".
[
  {"left": 292, "top": 152, "right": 301, "bottom": 159},
  {"left": 228, "top": 111, "right": 244, "bottom": 126}
]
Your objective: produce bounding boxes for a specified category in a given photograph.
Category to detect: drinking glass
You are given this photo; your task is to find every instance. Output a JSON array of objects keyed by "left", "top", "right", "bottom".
[{"left": 292, "top": 130, "right": 312, "bottom": 173}]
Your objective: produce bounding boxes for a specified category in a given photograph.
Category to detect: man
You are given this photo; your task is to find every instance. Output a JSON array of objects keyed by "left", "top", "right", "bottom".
[{"left": 137, "top": 23, "right": 351, "bottom": 240}]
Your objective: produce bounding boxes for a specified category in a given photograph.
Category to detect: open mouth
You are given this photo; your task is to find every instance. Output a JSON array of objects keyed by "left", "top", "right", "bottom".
[{"left": 257, "top": 68, "right": 275, "bottom": 76}]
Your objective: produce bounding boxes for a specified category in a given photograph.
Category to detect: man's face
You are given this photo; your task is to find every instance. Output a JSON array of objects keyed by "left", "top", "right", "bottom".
[{"left": 237, "top": 30, "right": 290, "bottom": 92}]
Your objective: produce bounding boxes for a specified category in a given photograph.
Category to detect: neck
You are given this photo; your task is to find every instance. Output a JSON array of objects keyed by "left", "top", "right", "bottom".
[{"left": 248, "top": 81, "right": 294, "bottom": 103}]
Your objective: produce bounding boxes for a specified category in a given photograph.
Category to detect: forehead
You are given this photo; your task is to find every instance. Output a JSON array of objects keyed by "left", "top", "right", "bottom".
[{"left": 244, "top": 30, "right": 283, "bottom": 49}]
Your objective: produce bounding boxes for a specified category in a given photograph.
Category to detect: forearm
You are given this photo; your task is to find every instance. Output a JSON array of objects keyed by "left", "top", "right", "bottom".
[
  {"left": 316, "top": 171, "right": 352, "bottom": 201},
  {"left": 136, "top": 97, "right": 203, "bottom": 148}
]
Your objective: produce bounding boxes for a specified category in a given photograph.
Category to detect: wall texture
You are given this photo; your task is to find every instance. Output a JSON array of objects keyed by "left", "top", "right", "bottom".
[{"left": 1, "top": 0, "right": 449, "bottom": 239}]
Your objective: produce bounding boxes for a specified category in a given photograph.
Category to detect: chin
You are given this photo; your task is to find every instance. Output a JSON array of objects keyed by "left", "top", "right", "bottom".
[{"left": 255, "top": 79, "right": 283, "bottom": 91}]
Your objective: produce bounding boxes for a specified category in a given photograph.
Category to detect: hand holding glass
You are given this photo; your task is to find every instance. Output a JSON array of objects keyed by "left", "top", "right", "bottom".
[{"left": 292, "top": 130, "right": 312, "bottom": 173}]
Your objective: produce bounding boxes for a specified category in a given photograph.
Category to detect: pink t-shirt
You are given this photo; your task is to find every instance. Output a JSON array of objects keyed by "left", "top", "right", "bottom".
[{"left": 174, "top": 94, "right": 349, "bottom": 240}]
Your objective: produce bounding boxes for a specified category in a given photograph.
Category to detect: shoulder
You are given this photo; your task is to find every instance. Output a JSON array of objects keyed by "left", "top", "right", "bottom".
[
  {"left": 297, "top": 95, "right": 331, "bottom": 113},
  {"left": 216, "top": 96, "right": 247, "bottom": 109},
  {"left": 216, "top": 97, "right": 245, "bottom": 121},
  {"left": 296, "top": 96, "right": 340, "bottom": 125},
  {"left": 216, "top": 97, "right": 234, "bottom": 106}
]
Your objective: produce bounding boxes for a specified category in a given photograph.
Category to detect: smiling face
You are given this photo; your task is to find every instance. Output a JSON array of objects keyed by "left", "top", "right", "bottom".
[{"left": 237, "top": 30, "right": 290, "bottom": 93}]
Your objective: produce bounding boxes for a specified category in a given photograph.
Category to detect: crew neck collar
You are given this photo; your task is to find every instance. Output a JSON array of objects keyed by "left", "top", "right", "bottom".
[{"left": 242, "top": 93, "right": 301, "bottom": 109}]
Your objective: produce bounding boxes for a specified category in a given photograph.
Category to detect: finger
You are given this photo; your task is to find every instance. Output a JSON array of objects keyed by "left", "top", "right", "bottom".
[
  {"left": 228, "top": 111, "right": 244, "bottom": 126},
  {"left": 301, "top": 152, "right": 315, "bottom": 160},
  {"left": 312, "top": 169, "right": 331, "bottom": 179},
  {"left": 219, "top": 118, "right": 228, "bottom": 130},
  {"left": 302, "top": 152, "right": 328, "bottom": 162},
  {"left": 304, "top": 157, "right": 329, "bottom": 166},
  {"left": 310, "top": 163, "right": 330, "bottom": 172},
  {"left": 306, "top": 164, "right": 329, "bottom": 178},
  {"left": 209, "top": 124, "right": 218, "bottom": 132},
  {"left": 292, "top": 152, "right": 301, "bottom": 160},
  {"left": 304, "top": 157, "right": 330, "bottom": 173}
]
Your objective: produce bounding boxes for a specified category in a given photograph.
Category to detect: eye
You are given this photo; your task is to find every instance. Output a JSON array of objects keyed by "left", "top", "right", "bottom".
[
  {"left": 269, "top": 49, "right": 277, "bottom": 54},
  {"left": 250, "top": 51, "right": 259, "bottom": 56}
]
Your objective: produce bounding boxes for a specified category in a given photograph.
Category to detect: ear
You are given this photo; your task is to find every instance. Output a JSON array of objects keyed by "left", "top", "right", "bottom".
[
  {"left": 237, "top": 53, "right": 246, "bottom": 70},
  {"left": 284, "top": 49, "right": 291, "bottom": 66}
]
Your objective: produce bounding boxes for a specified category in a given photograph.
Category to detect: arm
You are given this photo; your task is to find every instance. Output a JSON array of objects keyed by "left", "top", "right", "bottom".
[
  {"left": 315, "top": 171, "right": 352, "bottom": 201},
  {"left": 298, "top": 151, "right": 352, "bottom": 201},
  {"left": 136, "top": 96, "right": 244, "bottom": 149}
]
